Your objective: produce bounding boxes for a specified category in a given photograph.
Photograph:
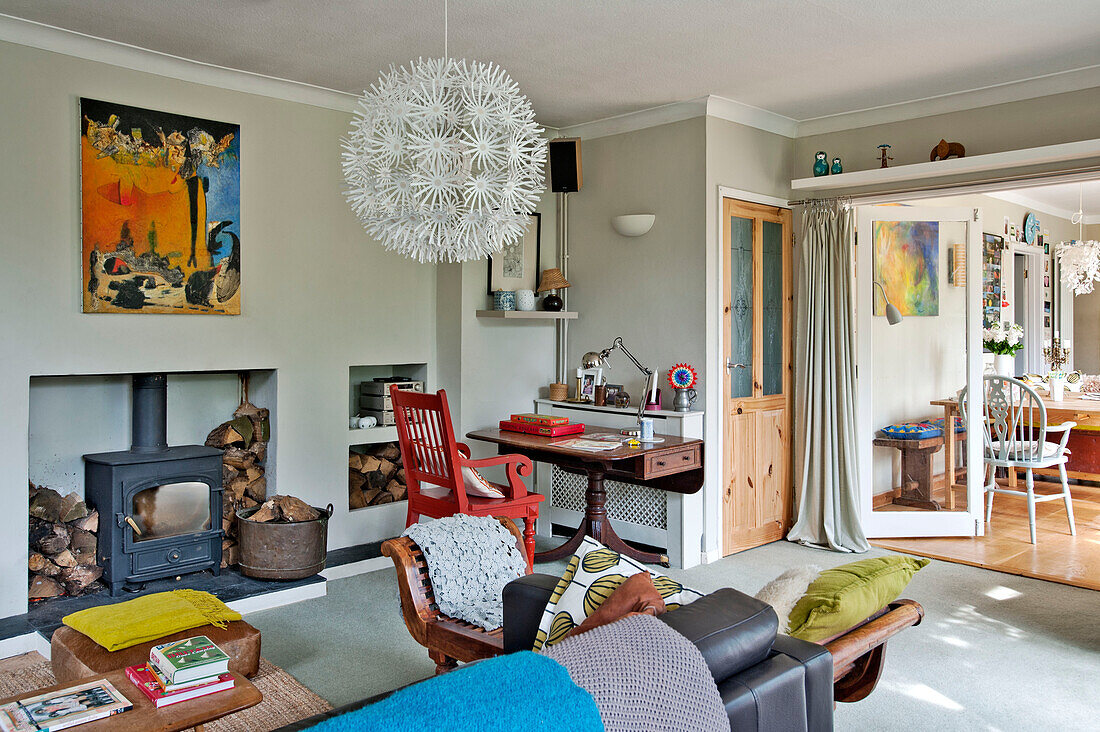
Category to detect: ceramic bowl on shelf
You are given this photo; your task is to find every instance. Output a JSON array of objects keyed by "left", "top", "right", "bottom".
[{"left": 493, "top": 290, "right": 516, "bottom": 310}]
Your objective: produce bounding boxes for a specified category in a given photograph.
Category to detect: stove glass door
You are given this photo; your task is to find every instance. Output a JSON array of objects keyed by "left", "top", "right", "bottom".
[{"left": 130, "top": 481, "right": 212, "bottom": 542}]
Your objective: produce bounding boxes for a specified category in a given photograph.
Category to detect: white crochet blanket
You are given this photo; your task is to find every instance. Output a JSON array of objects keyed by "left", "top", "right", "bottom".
[{"left": 403, "top": 514, "right": 527, "bottom": 630}]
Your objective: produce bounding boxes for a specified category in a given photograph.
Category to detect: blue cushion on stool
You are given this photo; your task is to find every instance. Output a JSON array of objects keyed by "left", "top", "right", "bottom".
[
  {"left": 929, "top": 416, "right": 965, "bottom": 433},
  {"left": 880, "top": 422, "right": 942, "bottom": 440}
]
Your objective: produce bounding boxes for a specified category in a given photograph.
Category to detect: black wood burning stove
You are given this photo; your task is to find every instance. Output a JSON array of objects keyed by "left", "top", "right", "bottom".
[{"left": 84, "top": 374, "right": 223, "bottom": 595}]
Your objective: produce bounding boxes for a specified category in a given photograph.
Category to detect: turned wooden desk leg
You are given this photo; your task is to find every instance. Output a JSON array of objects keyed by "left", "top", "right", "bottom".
[{"left": 534, "top": 469, "right": 669, "bottom": 566}]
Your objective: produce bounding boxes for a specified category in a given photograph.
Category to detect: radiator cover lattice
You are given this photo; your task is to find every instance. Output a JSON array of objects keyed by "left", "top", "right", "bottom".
[{"left": 550, "top": 466, "right": 667, "bottom": 530}]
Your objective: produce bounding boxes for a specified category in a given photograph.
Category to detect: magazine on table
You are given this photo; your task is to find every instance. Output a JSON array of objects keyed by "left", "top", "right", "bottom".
[
  {"left": 549, "top": 437, "right": 623, "bottom": 451},
  {"left": 0, "top": 678, "right": 131, "bottom": 732}
]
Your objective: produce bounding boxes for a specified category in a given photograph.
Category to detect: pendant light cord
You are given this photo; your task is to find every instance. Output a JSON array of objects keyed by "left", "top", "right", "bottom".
[{"left": 444, "top": 0, "right": 449, "bottom": 58}]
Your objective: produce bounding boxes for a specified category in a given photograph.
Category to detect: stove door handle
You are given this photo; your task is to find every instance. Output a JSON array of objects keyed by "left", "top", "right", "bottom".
[{"left": 120, "top": 514, "right": 143, "bottom": 536}]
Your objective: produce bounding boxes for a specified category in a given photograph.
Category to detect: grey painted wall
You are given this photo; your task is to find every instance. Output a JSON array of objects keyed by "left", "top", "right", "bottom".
[
  {"left": 566, "top": 118, "right": 707, "bottom": 405},
  {"left": 0, "top": 40, "right": 446, "bottom": 617},
  {"left": 794, "top": 86, "right": 1100, "bottom": 177}
]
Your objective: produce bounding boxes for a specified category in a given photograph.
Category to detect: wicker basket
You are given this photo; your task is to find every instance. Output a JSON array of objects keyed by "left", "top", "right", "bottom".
[{"left": 549, "top": 382, "right": 568, "bottom": 401}]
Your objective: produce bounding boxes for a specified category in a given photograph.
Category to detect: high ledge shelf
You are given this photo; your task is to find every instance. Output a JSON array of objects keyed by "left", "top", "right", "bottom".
[{"left": 475, "top": 310, "right": 578, "bottom": 319}]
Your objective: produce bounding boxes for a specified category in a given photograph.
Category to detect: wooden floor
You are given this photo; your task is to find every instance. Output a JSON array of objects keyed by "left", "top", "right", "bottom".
[{"left": 873, "top": 479, "right": 1100, "bottom": 592}]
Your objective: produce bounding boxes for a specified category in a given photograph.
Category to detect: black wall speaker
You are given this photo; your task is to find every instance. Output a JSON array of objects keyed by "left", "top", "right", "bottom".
[{"left": 549, "top": 137, "right": 582, "bottom": 193}]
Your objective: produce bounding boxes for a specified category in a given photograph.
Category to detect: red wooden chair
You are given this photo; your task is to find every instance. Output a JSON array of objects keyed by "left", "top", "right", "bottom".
[{"left": 389, "top": 385, "right": 543, "bottom": 570}]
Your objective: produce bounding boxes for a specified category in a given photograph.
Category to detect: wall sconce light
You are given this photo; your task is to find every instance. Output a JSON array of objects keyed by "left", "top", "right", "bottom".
[
  {"left": 873, "top": 281, "right": 903, "bottom": 325},
  {"left": 611, "top": 214, "right": 655, "bottom": 237}
]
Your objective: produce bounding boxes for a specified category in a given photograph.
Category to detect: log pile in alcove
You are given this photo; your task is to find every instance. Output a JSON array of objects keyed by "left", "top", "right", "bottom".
[
  {"left": 349, "top": 442, "right": 408, "bottom": 509},
  {"left": 28, "top": 484, "right": 103, "bottom": 600},
  {"left": 206, "top": 393, "right": 270, "bottom": 569}
]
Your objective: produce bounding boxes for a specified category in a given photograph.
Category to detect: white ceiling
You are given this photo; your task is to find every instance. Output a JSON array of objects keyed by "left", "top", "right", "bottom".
[
  {"left": 990, "top": 180, "right": 1100, "bottom": 224},
  {"left": 2, "top": 0, "right": 1099, "bottom": 129}
]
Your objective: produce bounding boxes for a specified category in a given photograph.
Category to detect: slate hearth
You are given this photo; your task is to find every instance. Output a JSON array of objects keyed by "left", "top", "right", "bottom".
[{"left": 3, "top": 540, "right": 383, "bottom": 643}]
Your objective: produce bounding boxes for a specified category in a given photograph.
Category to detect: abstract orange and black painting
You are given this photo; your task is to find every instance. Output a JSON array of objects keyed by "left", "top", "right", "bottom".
[{"left": 80, "top": 98, "right": 241, "bottom": 314}]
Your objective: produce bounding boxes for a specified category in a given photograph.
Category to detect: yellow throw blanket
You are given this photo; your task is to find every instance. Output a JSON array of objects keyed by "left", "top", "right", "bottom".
[{"left": 63, "top": 589, "right": 241, "bottom": 652}]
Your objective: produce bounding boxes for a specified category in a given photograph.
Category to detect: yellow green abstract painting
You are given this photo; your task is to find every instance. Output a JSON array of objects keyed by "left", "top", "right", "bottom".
[{"left": 873, "top": 221, "right": 939, "bottom": 316}]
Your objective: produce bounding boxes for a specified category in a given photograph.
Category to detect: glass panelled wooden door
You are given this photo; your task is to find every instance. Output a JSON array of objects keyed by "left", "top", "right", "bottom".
[{"left": 722, "top": 198, "right": 793, "bottom": 555}]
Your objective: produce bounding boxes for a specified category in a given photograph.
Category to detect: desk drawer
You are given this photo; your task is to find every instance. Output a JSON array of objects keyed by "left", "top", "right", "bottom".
[{"left": 642, "top": 445, "right": 701, "bottom": 479}]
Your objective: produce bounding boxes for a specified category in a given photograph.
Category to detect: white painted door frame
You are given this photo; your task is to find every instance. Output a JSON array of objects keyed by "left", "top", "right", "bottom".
[
  {"left": 857, "top": 205, "right": 985, "bottom": 538},
  {"left": 1011, "top": 244, "right": 1044, "bottom": 374}
]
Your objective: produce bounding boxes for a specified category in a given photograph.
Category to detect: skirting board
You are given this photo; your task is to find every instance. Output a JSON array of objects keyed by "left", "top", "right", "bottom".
[
  {"left": 0, "top": 632, "right": 52, "bottom": 661},
  {"left": 320, "top": 556, "right": 392, "bottom": 581}
]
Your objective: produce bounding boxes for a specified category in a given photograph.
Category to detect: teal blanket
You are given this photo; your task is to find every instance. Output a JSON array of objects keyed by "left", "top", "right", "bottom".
[{"left": 307, "top": 652, "right": 602, "bottom": 732}]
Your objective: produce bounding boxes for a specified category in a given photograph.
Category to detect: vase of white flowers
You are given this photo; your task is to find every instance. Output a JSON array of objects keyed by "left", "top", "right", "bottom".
[{"left": 983, "top": 321, "right": 1024, "bottom": 377}]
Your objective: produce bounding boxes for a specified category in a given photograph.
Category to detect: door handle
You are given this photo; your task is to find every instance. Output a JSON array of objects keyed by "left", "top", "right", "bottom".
[{"left": 727, "top": 362, "right": 747, "bottom": 370}]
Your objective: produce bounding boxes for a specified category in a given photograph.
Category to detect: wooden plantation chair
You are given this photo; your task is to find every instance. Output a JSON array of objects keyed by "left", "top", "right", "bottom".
[
  {"left": 961, "top": 375, "right": 1077, "bottom": 544},
  {"left": 381, "top": 517, "right": 528, "bottom": 674},
  {"left": 389, "top": 385, "right": 544, "bottom": 569}
]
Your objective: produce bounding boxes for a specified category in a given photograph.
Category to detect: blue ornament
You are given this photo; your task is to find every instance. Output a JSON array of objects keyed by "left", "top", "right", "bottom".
[
  {"left": 831, "top": 157, "right": 843, "bottom": 174},
  {"left": 813, "top": 151, "right": 829, "bottom": 177}
]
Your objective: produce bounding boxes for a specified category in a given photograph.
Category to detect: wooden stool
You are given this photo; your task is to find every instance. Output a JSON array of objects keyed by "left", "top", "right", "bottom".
[
  {"left": 872, "top": 435, "right": 944, "bottom": 511},
  {"left": 51, "top": 620, "right": 261, "bottom": 684}
]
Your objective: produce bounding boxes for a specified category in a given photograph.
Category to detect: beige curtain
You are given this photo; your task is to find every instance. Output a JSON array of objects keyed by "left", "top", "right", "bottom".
[{"left": 787, "top": 201, "right": 869, "bottom": 552}]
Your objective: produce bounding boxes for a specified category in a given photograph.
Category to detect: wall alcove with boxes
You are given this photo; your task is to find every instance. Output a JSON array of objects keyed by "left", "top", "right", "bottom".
[{"left": 347, "top": 364, "right": 427, "bottom": 513}]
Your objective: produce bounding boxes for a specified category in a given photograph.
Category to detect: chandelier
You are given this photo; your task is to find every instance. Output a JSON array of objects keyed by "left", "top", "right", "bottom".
[
  {"left": 1056, "top": 184, "right": 1100, "bottom": 295},
  {"left": 341, "top": 2, "right": 547, "bottom": 263}
]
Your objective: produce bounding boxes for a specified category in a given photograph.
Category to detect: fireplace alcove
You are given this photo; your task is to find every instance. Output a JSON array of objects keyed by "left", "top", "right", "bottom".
[{"left": 29, "top": 370, "right": 277, "bottom": 597}]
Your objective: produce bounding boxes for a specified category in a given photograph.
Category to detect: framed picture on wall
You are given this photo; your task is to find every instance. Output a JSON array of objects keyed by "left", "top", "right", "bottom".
[{"left": 487, "top": 213, "right": 541, "bottom": 295}]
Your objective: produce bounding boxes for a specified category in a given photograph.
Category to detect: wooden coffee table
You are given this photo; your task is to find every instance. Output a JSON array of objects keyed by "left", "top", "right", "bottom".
[{"left": 0, "top": 668, "right": 261, "bottom": 731}]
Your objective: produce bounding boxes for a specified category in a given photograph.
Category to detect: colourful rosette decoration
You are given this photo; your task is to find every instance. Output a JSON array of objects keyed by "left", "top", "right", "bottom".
[{"left": 668, "top": 363, "right": 697, "bottom": 390}]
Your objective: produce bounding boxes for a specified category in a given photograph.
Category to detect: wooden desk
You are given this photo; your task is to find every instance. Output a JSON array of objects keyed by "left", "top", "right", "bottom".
[
  {"left": 466, "top": 427, "right": 704, "bottom": 566},
  {"left": 0, "top": 669, "right": 261, "bottom": 732}
]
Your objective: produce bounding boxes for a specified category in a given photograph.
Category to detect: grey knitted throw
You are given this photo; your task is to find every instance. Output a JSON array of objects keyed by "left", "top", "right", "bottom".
[
  {"left": 542, "top": 614, "right": 730, "bottom": 732},
  {"left": 402, "top": 514, "right": 527, "bottom": 630}
]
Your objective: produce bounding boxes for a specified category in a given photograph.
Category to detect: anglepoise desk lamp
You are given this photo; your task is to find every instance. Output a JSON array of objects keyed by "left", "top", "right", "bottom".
[{"left": 583, "top": 337, "right": 661, "bottom": 440}]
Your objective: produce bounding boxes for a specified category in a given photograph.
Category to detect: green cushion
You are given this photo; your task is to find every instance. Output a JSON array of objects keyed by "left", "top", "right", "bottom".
[{"left": 787, "top": 556, "right": 928, "bottom": 643}]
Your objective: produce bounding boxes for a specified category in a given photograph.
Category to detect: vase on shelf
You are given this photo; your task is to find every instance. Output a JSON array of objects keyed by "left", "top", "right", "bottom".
[{"left": 994, "top": 354, "right": 1015, "bottom": 377}]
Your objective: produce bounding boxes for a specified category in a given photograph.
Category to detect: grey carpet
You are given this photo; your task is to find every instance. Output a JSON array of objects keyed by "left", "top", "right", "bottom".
[{"left": 245, "top": 540, "right": 1099, "bottom": 731}]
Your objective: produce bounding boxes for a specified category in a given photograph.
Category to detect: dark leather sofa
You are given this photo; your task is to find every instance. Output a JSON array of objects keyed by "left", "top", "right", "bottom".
[{"left": 278, "top": 573, "right": 833, "bottom": 731}]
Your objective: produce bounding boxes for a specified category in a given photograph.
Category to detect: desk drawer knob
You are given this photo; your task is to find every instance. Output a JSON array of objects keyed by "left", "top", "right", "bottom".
[
  {"left": 682, "top": 454, "right": 690, "bottom": 461},
  {"left": 656, "top": 460, "right": 666, "bottom": 467}
]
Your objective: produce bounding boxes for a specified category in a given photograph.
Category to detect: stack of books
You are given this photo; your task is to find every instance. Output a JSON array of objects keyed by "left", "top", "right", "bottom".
[
  {"left": 125, "top": 635, "right": 234, "bottom": 708},
  {"left": 500, "top": 413, "right": 585, "bottom": 437}
]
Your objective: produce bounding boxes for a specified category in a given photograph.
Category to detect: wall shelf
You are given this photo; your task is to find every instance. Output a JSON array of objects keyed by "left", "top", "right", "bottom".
[
  {"left": 475, "top": 310, "right": 578, "bottom": 320},
  {"left": 348, "top": 425, "right": 398, "bottom": 445},
  {"left": 790, "top": 138, "right": 1100, "bottom": 193}
]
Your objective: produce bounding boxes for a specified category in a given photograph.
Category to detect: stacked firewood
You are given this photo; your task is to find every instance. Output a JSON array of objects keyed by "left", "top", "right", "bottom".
[
  {"left": 348, "top": 442, "right": 408, "bottom": 509},
  {"left": 28, "top": 484, "right": 103, "bottom": 600},
  {"left": 206, "top": 398, "right": 270, "bottom": 569},
  {"left": 247, "top": 495, "right": 320, "bottom": 523}
]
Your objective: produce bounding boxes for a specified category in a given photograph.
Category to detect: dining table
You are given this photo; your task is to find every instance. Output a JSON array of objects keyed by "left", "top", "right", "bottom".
[{"left": 936, "top": 390, "right": 1100, "bottom": 489}]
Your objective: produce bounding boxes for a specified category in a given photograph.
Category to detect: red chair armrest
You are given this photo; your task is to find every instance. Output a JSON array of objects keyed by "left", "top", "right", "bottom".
[
  {"left": 456, "top": 442, "right": 472, "bottom": 458},
  {"left": 460, "top": 453, "right": 533, "bottom": 498}
]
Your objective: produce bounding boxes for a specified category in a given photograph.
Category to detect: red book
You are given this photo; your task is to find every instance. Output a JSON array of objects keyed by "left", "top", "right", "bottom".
[
  {"left": 125, "top": 664, "right": 234, "bottom": 708},
  {"left": 500, "top": 420, "right": 584, "bottom": 437},
  {"left": 510, "top": 413, "right": 570, "bottom": 426}
]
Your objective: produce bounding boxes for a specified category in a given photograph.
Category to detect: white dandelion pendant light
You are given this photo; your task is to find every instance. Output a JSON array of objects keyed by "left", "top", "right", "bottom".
[
  {"left": 341, "top": 0, "right": 547, "bottom": 263},
  {"left": 1057, "top": 184, "right": 1100, "bottom": 295}
]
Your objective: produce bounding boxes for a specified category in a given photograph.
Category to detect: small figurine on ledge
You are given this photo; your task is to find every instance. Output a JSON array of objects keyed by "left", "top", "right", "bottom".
[
  {"left": 831, "top": 156, "right": 843, "bottom": 175},
  {"left": 813, "top": 151, "right": 829, "bottom": 177},
  {"left": 878, "top": 144, "right": 894, "bottom": 168}
]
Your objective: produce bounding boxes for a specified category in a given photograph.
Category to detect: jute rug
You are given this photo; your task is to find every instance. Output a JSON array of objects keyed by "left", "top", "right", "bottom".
[{"left": 0, "top": 656, "right": 332, "bottom": 731}]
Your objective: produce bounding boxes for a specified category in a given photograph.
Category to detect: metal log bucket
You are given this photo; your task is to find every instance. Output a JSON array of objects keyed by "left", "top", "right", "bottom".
[{"left": 236, "top": 503, "right": 333, "bottom": 580}]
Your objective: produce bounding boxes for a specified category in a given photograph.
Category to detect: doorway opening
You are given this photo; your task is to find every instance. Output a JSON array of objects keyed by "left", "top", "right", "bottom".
[{"left": 862, "top": 177, "right": 1100, "bottom": 591}]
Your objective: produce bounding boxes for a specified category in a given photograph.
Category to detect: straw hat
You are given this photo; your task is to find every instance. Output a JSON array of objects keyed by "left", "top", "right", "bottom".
[{"left": 536, "top": 268, "right": 571, "bottom": 293}]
